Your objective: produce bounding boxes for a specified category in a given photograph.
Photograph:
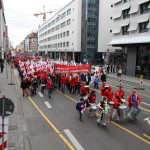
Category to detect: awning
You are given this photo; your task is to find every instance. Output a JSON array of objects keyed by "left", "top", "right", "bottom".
[
  {"left": 112, "top": 26, "right": 121, "bottom": 34},
  {"left": 138, "top": 0, "right": 149, "bottom": 4},
  {"left": 120, "top": 19, "right": 130, "bottom": 26},
  {"left": 137, "top": 14, "right": 149, "bottom": 23},
  {"left": 113, "top": 0, "right": 122, "bottom": 4},
  {"left": 128, "top": 23, "right": 138, "bottom": 31},
  {"left": 121, "top": 2, "right": 130, "bottom": 10},
  {"left": 113, "top": 11, "right": 122, "bottom": 19},
  {"left": 129, "top": 5, "right": 139, "bottom": 14},
  {"left": 108, "top": 35, "right": 150, "bottom": 45}
]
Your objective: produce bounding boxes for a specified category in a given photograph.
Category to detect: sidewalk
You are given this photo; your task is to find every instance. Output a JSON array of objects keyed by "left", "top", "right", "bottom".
[
  {"left": 0, "top": 62, "right": 29, "bottom": 150},
  {"left": 107, "top": 73, "right": 150, "bottom": 87}
]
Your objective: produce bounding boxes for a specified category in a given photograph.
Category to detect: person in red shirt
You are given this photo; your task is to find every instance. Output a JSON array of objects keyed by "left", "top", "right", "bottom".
[
  {"left": 97, "top": 96, "right": 110, "bottom": 127},
  {"left": 80, "top": 82, "right": 89, "bottom": 100},
  {"left": 88, "top": 91, "right": 97, "bottom": 117},
  {"left": 60, "top": 74, "right": 66, "bottom": 94},
  {"left": 128, "top": 90, "right": 142, "bottom": 109},
  {"left": 100, "top": 82, "right": 107, "bottom": 98},
  {"left": 70, "top": 76, "right": 76, "bottom": 95},
  {"left": 112, "top": 92, "right": 124, "bottom": 122},
  {"left": 47, "top": 77, "right": 53, "bottom": 98},
  {"left": 75, "top": 75, "right": 81, "bottom": 94},
  {"left": 104, "top": 86, "right": 114, "bottom": 101},
  {"left": 116, "top": 86, "right": 125, "bottom": 99}
]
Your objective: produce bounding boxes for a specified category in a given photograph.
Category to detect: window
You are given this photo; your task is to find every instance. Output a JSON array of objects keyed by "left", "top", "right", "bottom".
[
  {"left": 66, "top": 42, "right": 69, "bottom": 47},
  {"left": 60, "top": 33, "right": 62, "bottom": 38},
  {"left": 140, "top": 2, "right": 150, "bottom": 14},
  {"left": 60, "top": 43, "right": 62, "bottom": 47},
  {"left": 58, "top": 43, "right": 59, "bottom": 48},
  {"left": 123, "top": 8, "right": 130, "bottom": 19},
  {"left": 67, "top": 31, "right": 69, "bottom": 36},
  {"left": 139, "top": 21, "right": 149, "bottom": 33},
  {"left": 67, "top": 19, "right": 71, "bottom": 25},
  {"left": 67, "top": 9, "right": 71, "bottom": 15},
  {"left": 63, "top": 32, "right": 66, "bottom": 37},
  {"left": 61, "top": 22, "right": 66, "bottom": 28},
  {"left": 124, "top": 0, "right": 130, "bottom": 3},
  {"left": 61, "top": 12, "right": 66, "bottom": 19},
  {"left": 58, "top": 34, "right": 60, "bottom": 39},
  {"left": 63, "top": 42, "right": 65, "bottom": 47},
  {"left": 122, "top": 25, "right": 129, "bottom": 35}
]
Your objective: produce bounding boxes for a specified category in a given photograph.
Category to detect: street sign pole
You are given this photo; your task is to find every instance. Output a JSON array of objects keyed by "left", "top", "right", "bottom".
[{"left": 2, "top": 96, "right": 5, "bottom": 150}]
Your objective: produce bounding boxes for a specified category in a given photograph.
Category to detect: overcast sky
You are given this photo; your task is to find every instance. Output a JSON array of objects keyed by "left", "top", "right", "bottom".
[{"left": 3, "top": 0, "right": 71, "bottom": 47}]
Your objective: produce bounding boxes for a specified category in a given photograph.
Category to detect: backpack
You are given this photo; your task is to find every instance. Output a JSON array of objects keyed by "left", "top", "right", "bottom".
[{"left": 76, "top": 103, "right": 80, "bottom": 110}]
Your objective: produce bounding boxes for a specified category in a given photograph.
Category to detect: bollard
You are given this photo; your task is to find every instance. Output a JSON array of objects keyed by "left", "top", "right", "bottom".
[
  {"left": 140, "top": 75, "right": 143, "bottom": 89},
  {"left": 0, "top": 132, "right": 7, "bottom": 150}
]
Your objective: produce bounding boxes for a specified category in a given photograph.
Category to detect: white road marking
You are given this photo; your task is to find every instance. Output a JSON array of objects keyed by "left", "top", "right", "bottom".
[
  {"left": 44, "top": 101, "right": 52, "bottom": 108},
  {"left": 64, "top": 129, "right": 84, "bottom": 150},
  {"left": 38, "top": 92, "right": 44, "bottom": 97},
  {"left": 142, "top": 102, "right": 150, "bottom": 107}
]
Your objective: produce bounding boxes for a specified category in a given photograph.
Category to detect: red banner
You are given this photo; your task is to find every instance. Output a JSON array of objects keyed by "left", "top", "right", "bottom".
[{"left": 54, "top": 64, "right": 91, "bottom": 74}]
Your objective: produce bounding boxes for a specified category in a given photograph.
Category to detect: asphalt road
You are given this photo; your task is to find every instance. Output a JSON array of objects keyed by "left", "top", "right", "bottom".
[{"left": 15, "top": 71, "right": 150, "bottom": 150}]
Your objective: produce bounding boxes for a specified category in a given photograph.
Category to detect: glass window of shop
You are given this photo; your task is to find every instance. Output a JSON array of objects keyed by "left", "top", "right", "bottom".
[{"left": 136, "top": 45, "right": 150, "bottom": 79}]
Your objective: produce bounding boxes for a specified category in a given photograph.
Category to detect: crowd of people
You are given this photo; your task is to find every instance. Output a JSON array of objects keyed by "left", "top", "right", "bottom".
[{"left": 9, "top": 57, "right": 145, "bottom": 127}]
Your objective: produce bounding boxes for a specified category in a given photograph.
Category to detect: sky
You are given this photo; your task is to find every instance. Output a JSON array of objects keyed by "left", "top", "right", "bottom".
[{"left": 3, "top": 0, "right": 71, "bottom": 47}]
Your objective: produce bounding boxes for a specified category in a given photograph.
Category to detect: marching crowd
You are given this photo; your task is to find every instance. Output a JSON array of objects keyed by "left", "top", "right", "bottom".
[{"left": 12, "top": 57, "right": 145, "bottom": 127}]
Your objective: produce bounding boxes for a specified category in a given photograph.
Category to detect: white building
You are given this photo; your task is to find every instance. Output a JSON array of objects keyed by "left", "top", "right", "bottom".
[
  {"left": 38, "top": 0, "right": 82, "bottom": 62},
  {"left": 0, "top": 0, "right": 7, "bottom": 60},
  {"left": 109, "top": 0, "right": 150, "bottom": 79},
  {"left": 38, "top": 0, "right": 117, "bottom": 64}
]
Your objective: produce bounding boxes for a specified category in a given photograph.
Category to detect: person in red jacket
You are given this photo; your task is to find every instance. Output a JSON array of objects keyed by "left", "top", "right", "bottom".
[
  {"left": 97, "top": 96, "right": 110, "bottom": 126},
  {"left": 75, "top": 75, "right": 81, "bottom": 94},
  {"left": 112, "top": 92, "right": 124, "bottom": 122},
  {"left": 60, "top": 74, "right": 66, "bottom": 94},
  {"left": 80, "top": 82, "right": 89, "bottom": 100},
  {"left": 47, "top": 77, "right": 53, "bottom": 98},
  {"left": 128, "top": 90, "right": 142, "bottom": 109},
  {"left": 116, "top": 86, "right": 125, "bottom": 99},
  {"left": 88, "top": 91, "right": 97, "bottom": 117},
  {"left": 100, "top": 82, "right": 107, "bottom": 98},
  {"left": 104, "top": 86, "right": 114, "bottom": 101},
  {"left": 70, "top": 76, "right": 76, "bottom": 95}
]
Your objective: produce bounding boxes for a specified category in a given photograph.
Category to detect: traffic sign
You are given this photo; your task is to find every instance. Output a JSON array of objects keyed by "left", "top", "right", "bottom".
[{"left": 0, "top": 98, "right": 14, "bottom": 117}]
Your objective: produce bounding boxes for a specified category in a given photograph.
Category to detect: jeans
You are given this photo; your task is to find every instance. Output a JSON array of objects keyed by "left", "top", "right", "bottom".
[
  {"left": 94, "top": 82, "right": 99, "bottom": 89},
  {"left": 48, "top": 88, "right": 52, "bottom": 97},
  {"left": 61, "top": 84, "right": 65, "bottom": 93}
]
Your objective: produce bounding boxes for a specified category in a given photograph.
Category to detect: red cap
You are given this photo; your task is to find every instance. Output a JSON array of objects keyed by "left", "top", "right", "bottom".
[
  {"left": 115, "top": 92, "right": 119, "bottom": 96},
  {"left": 132, "top": 90, "right": 136, "bottom": 93},
  {"left": 109, "top": 86, "right": 113, "bottom": 88}
]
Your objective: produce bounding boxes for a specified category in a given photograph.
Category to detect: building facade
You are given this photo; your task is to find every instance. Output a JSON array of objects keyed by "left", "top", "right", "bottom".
[
  {"left": 109, "top": 0, "right": 150, "bottom": 79},
  {"left": 17, "top": 40, "right": 25, "bottom": 51},
  {"left": 24, "top": 32, "right": 38, "bottom": 52},
  {"left": 38, "top": 0, "right": 101, "bottom": 63},
  {"left": 0, "top": 0, "right": 8, "bottom": 60}
]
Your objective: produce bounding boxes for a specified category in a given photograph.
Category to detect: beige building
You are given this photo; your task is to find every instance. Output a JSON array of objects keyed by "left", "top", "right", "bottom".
[{"left": 24, "top": 32, "right": 38, "bottom": 52}]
